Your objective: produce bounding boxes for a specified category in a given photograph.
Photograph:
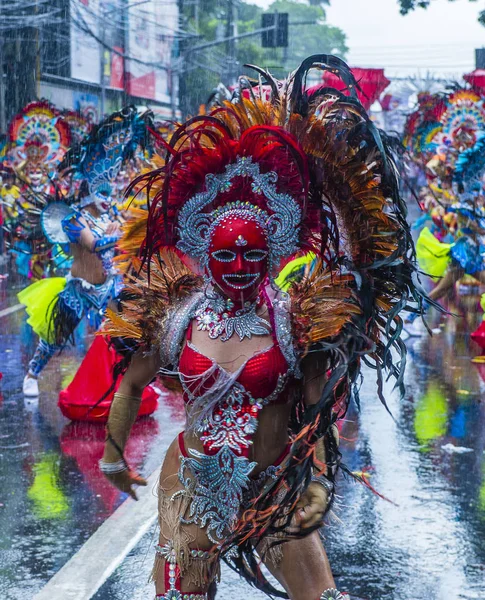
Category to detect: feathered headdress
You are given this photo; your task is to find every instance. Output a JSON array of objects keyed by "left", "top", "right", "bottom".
[
  {"left": 60, "top": 105, "right": 153, "bottom": 205},
  {"left": 61, "top": 109, "right": 91, "bottom": 145},
  {"left": 454, "top": 133, "right": 485, "bottom": 193},
  {"left": 2, "top": 101, "right": 71, "bottom": 244},
  {"left": 7, "top": 100, "right": 71, "bottom": 173}
]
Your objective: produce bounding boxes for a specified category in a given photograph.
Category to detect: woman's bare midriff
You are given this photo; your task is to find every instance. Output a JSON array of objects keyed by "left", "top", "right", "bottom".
[
  {"left": 70, "top": 244, "right": 106, "bottom": 284},
  {"left": 183, "top": 401, "right": 292, "bottom": 473}
]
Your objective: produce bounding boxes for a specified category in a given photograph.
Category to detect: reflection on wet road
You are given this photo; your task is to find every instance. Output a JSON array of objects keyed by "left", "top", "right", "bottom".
[
  {"left": 327, "top": 298, "right": 485, "bottom": 600},
  {"left": 0, "top": 280, "right": 184, "bottom": 600},
  {"left": 1, "top": 275, "right": 485, "bottom": 599}
]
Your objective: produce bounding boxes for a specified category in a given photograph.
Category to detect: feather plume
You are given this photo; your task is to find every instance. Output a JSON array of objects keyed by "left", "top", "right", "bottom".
[
  {"left": 289, "top": 262, "right": 361, "bottom": 353},
  {"left": 114, "top": 207, "right": 149, "bottom": 274},
  {"left": 103, "top": 249, "right": 202, "bottom": 351},
  {"left": 102, "top": 308, "right": 143, "bottom": 340}
]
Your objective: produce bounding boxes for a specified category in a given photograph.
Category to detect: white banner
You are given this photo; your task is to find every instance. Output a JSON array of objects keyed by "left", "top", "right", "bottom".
[
  {"left": 126, "top": 0, "right": 178, "bottom": 104},
  {"left": 70, "top": 0, "right": 101, "bottom": 84},
  {"left": 154, "top": 0, "right": 178, "bottom": 105}
]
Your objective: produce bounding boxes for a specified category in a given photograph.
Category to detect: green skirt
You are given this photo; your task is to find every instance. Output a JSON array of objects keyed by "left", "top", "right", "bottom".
[{"left": 18, "top": 277, "right": 67, "bottom": 343}]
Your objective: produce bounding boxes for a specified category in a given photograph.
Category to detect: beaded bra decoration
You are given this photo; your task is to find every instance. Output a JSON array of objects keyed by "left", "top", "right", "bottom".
[{"left": 176, "top": 155, "right": 302, "bottom": 275}]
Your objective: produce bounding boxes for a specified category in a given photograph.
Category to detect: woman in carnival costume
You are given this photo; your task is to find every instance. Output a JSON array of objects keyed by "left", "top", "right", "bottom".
[
  {"left": 404, "top": 90, "right": 485, "bottom": 335},
  {"left": 4, "top": 101, "right": 71, "bottom": 279},
  {"left": 454, "top": 134, "right": 485, "bottom": 349},
  {"left": 100, "top": 56, "right": 424, "bottom": 600},
  {"left": 407, "top": 199, "right": 485, "bottom": 336},
  {"left": 15, "top": 161, "right": 58, "bottom": 280},
  {"left": 20, "top": 107, "right": 152, "bottom": 397}
]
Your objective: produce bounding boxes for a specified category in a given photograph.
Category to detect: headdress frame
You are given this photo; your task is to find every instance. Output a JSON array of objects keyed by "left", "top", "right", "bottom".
[
  {"left": 59, "top": 105, "right": 153, "bottom": 204},
  {"left": 138, "top": 117, "right": 314, "bottom": 273}
]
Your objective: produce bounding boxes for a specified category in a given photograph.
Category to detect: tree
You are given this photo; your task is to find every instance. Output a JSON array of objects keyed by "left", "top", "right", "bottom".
[
  {"left": 397, "top": 0, "right": 485, "bottom": 26},
  {"left": 179, "top": 0, "right": 348, "bottom": 115},
  {"left": 267, "top": 0, "right": 348, "bottom": 76}
]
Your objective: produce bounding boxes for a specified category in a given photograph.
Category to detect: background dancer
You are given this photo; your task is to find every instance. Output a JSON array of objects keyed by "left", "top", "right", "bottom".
[
  {"left": 2, "top": 101, "right": 71, "bottom": 280},
  {"left": 404, "top": 89, "right": 485, "bottom": 335},
  {"left": 20, "top": 107, "right": 152, "bottom": 397}
]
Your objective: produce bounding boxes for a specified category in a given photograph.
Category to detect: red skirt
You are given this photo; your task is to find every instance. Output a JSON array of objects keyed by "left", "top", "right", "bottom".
[{"left": 58, "top": 335, "right": 159, "bottom": 422}]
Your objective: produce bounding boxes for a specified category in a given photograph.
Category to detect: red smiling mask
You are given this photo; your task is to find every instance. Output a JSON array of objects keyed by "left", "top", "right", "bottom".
[{"left": 208, "top": 215, "right": 268, "bottom": 304}]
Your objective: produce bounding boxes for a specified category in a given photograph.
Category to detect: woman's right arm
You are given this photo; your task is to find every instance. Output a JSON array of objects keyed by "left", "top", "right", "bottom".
[{"left": 101, "top": 348, "right": 161, "bottom": 499}]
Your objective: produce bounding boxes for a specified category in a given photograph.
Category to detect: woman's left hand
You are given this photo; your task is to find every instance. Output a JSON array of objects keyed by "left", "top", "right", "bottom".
[{"left": 293, "top": 482, "right": 329, "bottom": 531}]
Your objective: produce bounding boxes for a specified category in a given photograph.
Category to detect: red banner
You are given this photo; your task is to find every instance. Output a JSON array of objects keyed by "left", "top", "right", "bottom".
[
  {"left": 320, "top": 67, "right": 390, "bottom": 110},
  {"left": 110, "top": 46, "right": 124, "bottom": 90}
]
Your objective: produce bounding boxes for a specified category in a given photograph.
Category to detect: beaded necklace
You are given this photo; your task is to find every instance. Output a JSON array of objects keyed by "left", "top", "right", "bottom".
[{"left": 194, "top": 291, "right": 270, "bottom": 342}]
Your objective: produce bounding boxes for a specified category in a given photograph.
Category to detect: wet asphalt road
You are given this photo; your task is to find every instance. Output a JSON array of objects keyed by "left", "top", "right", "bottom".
[{"left": 1, "top": 270, "right": 485, "bottom": 600}]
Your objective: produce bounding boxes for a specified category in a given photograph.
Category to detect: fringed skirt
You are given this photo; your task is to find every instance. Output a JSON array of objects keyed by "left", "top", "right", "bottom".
[{"left": 152, "top": 433, "right": 291, "bottom": 588}]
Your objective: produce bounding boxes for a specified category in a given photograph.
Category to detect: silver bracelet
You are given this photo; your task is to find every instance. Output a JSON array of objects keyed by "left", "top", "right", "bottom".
[
  {"left": 99, "top": 459, "right": 128, "bottom": 475},
  {"left": 311, "top": 474, "right": 334, "bottom": 495},
  {"left": 320, "top": 589, "right": 348, "bottom": 600}
]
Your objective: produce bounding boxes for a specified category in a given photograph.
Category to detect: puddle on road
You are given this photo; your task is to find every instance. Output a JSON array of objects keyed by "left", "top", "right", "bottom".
[
  {"left": 0, "top": 309, "right": 184, "bottom": 599},
  {"left": 1, "top": 289, "right": 485, "bottom": 599}
]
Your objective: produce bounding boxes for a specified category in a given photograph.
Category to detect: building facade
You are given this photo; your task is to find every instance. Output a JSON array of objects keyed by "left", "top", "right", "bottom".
[{"left": 1, "top": 0, "right": 180, "bottom": 130}]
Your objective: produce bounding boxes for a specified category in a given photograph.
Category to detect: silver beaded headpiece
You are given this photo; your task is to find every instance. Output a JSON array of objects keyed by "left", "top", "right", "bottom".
[{"left": 176, "top": 155, "right": 302, "bottom": 272}]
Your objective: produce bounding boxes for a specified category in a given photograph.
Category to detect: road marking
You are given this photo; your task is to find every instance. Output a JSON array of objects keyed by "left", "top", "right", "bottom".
[
  {"left": 0, "top": 303, "right": 23, "bottom": 318},
  {"left": 33, "top": 468, "right": 160, "bottom": 600}
]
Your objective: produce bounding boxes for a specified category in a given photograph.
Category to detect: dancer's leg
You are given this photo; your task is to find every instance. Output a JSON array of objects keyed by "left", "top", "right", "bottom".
[
  {"left": 427, "top": 266, "right": 464, "bottom": 302},
  {"left": 27, "top": 339, "right": 61, "bottom": 378},
  {"left": 406, "top": 265, "right": 464, "bottom": 328},
  {"left": 153, "top": 438, "right": 219, "bottom": 599},
  {"left": 261, "top": 531, "right": 339, "bottom": 600},
  {"left": 472, "top": 270, "right": 485, "bottom": 286},
  {"left": 23, "top": 338, "right": 62, "bottom": 396},
  {"left": 24, "top": 290, "right": 82, "bottom": 391}
]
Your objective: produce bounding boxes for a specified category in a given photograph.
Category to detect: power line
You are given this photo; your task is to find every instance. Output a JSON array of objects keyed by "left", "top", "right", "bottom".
[
  {"left": 71, "top": 0, "right": 191, "bottom": 38},
  {"left": 70, "top": 6, "right": 173, "bottom": 71}
]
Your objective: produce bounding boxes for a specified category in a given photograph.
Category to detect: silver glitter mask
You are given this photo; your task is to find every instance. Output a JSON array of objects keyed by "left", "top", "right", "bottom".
[{"left": 176, "top": 156, "right": 302, "bottom": 272}]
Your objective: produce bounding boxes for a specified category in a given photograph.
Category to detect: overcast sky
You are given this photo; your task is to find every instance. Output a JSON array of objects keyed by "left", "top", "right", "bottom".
[{"left": 252, "top": 0, "right": 485, "bottom": 77}]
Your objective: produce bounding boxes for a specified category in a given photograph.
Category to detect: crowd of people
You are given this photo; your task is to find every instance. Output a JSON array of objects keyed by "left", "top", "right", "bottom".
[
  {"left": 402, "top": 88, "right": 485, "bottom": 352},
  {"left": 0, "top": 101, "right": 151, "bottom": 279},
  {"left": 0, "top": 101, "right": 160, "bottom": 412}
]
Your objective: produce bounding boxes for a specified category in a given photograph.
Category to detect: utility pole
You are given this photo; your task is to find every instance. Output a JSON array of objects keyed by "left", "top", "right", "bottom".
[
  {"left": 170, "top": 67, "right": 177, "bottom": 120},
  {"left": 35, "top": 0, "right": 41, "bottom": 98},
  {"left": 122, "top": 0, "right": 129, "bottom": 106},
  {"left": 194, "top": 0, "right": 199, "bottom": 34},
  {"left": 99, "top": 1, "right": 106, "bottom": 119},
  {"left": 225, "top": 0, "right": 233, "bottom": 55},
  {"left": 177, "top": 0, "right": 193, "bottom": 119}
]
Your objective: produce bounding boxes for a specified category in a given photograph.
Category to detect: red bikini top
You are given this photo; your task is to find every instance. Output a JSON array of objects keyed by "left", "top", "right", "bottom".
[
  {"left": 178, "top": 300, "right": 292, "bottom": 457},
  {"left": 179, "top": 312, "right": 290, "bottom": 405}
]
